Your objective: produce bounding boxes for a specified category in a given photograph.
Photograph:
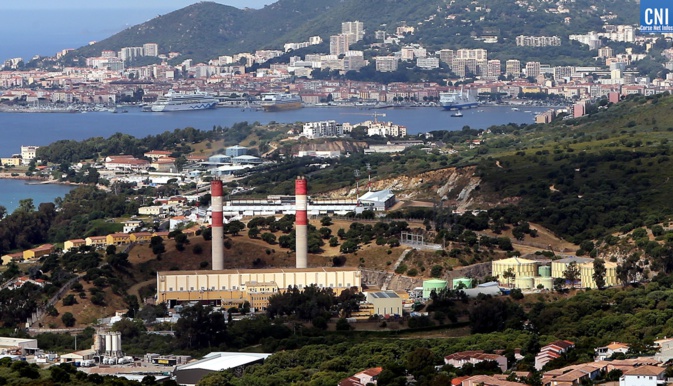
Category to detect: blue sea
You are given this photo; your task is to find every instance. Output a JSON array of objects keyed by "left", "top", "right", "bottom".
[
  {"left": 0, "top": 179, "right": 74, "bottom": 214},
  {"left": 0, "top": 104, "right": 549, "bottom": 210}
]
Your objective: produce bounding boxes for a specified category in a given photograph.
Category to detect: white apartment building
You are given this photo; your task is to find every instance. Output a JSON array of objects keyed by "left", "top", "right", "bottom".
[
  {"left": 302, "top": 120, "right": 343, "bottom": 139},
  {"left": 20, "top": 146, "right": 39, "bottom": 165},
  {"left": 143, "top": 43, "right": 159, "bottom": 57},
  {"left": 330, "top": 34, "right": 351, "bottom": 56},
  {"left": 375, "top": 56, "right": 398, "bottom": 72},
  {"left": 417, "top": 57, "right": 439, "bottom": 69},
  {"left": 525, "top": 61, "right": 541, "bottom": 78},
  {"left": 455, "top": 48, "right": 488, "bottom": 61},
  {"left": 506, "top": 60, "right": 521, "bottom": 77},
  {"left": 515, "top": 35, "right": 561, "bottom": 47},
  {"left": 342, "top": 21, "right": 364, "bottom": 42}
]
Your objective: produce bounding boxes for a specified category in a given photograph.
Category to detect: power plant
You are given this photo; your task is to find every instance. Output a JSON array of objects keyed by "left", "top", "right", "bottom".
[
  {"left": 295, "top": 176, "right": 308, "bottom": 269},
  {"left": 211, "top": 179, "right": 224, "bottom": 270},
  {"left": 160, "top": 176, "right": 363, "bottom": 311}
]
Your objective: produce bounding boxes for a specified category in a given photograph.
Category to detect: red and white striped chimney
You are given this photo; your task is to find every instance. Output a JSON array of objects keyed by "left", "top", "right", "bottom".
[
  {"left": 295, "top": 176, "right": 308, "bottom": 269},
  {"left": 211, "top": 179, "right": 224, "bottom": 270}
]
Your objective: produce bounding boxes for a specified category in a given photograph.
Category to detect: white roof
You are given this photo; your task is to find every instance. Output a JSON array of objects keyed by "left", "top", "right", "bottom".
[
  {"left": 177, "top": 352, "right": 271, "bottom": 372},
  {"left": 232, "top": 155, "right": 260, "bottom": 160},
  {"left": 359, "top": 189, "right": 394, "bottom": 202}
]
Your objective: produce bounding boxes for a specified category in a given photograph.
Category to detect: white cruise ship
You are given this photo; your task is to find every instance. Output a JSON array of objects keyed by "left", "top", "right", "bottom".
[{"left": 144, "top": 90, "right": 218, "bottom": 112}]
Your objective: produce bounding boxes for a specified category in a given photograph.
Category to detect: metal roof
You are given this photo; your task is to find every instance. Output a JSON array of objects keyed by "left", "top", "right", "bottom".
[{"left": 177, "top": 352, "right": 271, "bottom": 372}]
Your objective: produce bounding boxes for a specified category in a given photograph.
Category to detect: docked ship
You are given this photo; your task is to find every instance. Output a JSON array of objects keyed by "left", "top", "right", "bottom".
[
  {"left": 260, "top": 92, "right": 303, "bottom": 112},
  {"left": 144, "top": 90, "right": 218, "bottom": 112},
  {"left": 439, "top": 89, "right": 479, "bottom": 111}
]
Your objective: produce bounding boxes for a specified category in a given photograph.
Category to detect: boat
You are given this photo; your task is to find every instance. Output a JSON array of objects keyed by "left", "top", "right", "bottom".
[
  {"left": 260, "top": 92, "right": 303, "bottom": 112},
  {"left": 451, "top": 111, "right": 463, "bottom": 117},
  {"left": 143, "top": 90, "right": 218, "bottom": 112},
  {"left": 511, "top": 107, "right": 520, "bottom": 111},
  {"left": 439, "top": 88, "right": 479, "bottom": 110}
]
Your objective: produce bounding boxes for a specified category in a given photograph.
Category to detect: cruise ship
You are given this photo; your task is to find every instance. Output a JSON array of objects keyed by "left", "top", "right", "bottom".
[
  {"left": 260, "top": 92, "right": 303, "bottom": 112},
  {"left": 439, "top": 89, "right": 479, "bottom": 111},
  {"left": 144, "top": 90, "right": 218, "bottom": 112}
]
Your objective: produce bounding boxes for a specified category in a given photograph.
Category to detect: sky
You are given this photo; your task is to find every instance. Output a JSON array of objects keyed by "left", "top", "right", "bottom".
[{"left": 0, "top": 1, "right": 274, "bottom": 61}]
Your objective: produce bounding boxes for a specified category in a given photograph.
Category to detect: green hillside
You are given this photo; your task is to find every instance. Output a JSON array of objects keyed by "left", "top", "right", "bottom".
[{"left": 64, "top": 0, "right": 638, "bottom": 64}]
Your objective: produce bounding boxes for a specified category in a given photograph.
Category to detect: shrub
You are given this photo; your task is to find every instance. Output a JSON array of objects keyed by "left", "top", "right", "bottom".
[
  {"left": 62, "top": 294, "right": 77, "bottom": 306},
  {"left": 62, "top": 312, "right": 76, "bottom": 327}
]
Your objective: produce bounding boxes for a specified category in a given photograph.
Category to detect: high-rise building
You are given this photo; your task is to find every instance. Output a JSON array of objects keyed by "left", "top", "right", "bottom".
[
  {"left": 330, "top": 34, "right": 350, "bottom": 56},
  {"left": 506, "top": 60, "right": 521, "bottom": 77},
  {"left": 456, "top": 48, "right": 488, "bottom": 61},
  {"left": 486, "top": 60, "right": 501, "bottom": 79},
  {"left": 344, "top": 55, "right": 366, "bottom": 71},
  {"left": 143, "top": 43, "right": 159, "bottom": 57},
  {"left": 525, "top": 61, "right": 541, "bottom": 79},
  {"left": 438, "top": 49, "right": 454, "bottom": 64},
  {"left": 119, "top": 47, "right": 144, "bottom": 62},
  {"left": 342, "top": 21, "right": 364, "bottom": 42}
]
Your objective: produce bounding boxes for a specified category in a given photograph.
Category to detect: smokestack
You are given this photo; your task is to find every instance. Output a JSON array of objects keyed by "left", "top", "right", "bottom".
[
  {"left": 211, "top": 179, "right": 224, "bottom": 270},
  {"left": 295, "top": 176, "right": 308, "bottom": 269}
]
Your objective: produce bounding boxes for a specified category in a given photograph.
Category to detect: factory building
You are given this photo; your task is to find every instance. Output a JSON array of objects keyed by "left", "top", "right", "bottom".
[{"left": 157, "top": 268, "right": 362, "bottom": 310}]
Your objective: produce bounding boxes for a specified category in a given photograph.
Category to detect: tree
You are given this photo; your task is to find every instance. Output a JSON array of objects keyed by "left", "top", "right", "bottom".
[
  {"left": 563, "top": 262, "right": 580, "bottom": 288},
  {"left": 248, "top": 227, "right": 260, "bottom": 239},
  {"left": 320, "top": 216, "right": 332, "bottom": 226},
  {"left": 431, "top": 265, "right": 443, "bottom": 278},
  {"left": 502, "top": 268, "right": 516, "bottom": 288},
  {"left": 593, "top": 258, "right": 607, "bottom": 289},
  {"left": 62, "top": 312, "right": 76, "bottom": 327}
]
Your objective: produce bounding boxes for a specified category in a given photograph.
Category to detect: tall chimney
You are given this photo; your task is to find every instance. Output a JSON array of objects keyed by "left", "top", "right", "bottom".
[
  {"left": 211, "top": 179, "right": 224, "bottom": 270},
  {"left": 295, "top": 176, "right": 308, "bottom": 268}
]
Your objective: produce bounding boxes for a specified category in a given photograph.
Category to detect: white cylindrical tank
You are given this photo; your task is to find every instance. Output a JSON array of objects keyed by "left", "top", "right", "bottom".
[
  {"left": 110, "top": 333, "right": 118, "bottom": 353},
  {"left": 104, "top": 334, "right": 112, "bottom": 354},
  {"left": 116, "top": 333, "right": 122, "bottom": 354}
]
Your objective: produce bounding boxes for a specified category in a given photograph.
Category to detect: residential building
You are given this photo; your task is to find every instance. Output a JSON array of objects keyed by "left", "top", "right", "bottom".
[
  {"left": 144, "top": 150, "right": 172, "bottom": 160},
  {"left": 330, "top": 34, "right": 350, "bottom": 56},
  {"left": 106, "top": 233, "right": 132, "bottom": 246},
  {"left": 338, "top": 367, "right": 383, "bottom": 386},
  {"left": 23, "top": 244, "right": 54, "bottom": 260},
  {"left": 63, "top": 239, "right": 86, "bottom": 252},
  {"left": 138, "top": 206, "right": 165, "bottom": 216},
  {"left": 417, "top": 57, "right": 440, "bottom": 69},
  {"left": 1, "top": 253, "right": 23, "bottom": 266},
  {"left": 458, "top": 374, "right": 525, "bottom": 386},
  {"left": 130, "top": 232, "right": 153, "bottom": 243},
  {"left": 20, "top": 146, "right": 39, "bottom": 165},
  {"left": 525, "top": 62, "right": 541, "bottom": 78},
  {"left": 342, "top": 21, "right": 364, "bottom": 42},
  {"left": 85, "top": 236, "right": 108, "bottom": 248},
  {"left": 619, "top": 365, "right": 665, "bottom": 386},
  {"left": 438, "top": 49, "right": 454, "bottom": 64},
  {"left": 302, "top": 120, "right": 343, "bottom": 139},
  {"left": 344, "top": 55, "right": 366, "bottom": 71},
  {"left": 535, "top": 340, "right": 575, "bottom": 370},
  {"left": 375, "top": 57, "right": 398, "bottom": 72},
  {"left": 444, "top": 351, "right": 508, "bottom": 373},
  {"left": 515, "top": 35, "right": 561, "bottom": 47},
  {"left": 506, "top": 60, "right": 521, "bottom": 77},
  {"left": 486, "top": 60, "right": 501, "bottom": 79},
  {"left": 595, "top": 342, "right": 630, "bottom": 361},
  {"left": 123, "top": 220, "right": 143, "bottom": 234},
  {"left": 143, "top": 43, "right": 159, "bottom": 57},
  {"left": 455, "top": 49, "right": 488, "bottom": 61}
]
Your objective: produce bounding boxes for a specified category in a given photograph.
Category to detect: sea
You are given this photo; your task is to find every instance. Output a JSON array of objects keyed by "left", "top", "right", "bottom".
[{"left": 0, "top": 104, "right": 551, "bottom": 211}]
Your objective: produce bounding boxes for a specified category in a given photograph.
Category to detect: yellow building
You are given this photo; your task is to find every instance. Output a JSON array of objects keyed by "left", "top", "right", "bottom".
[
  {"left": 23, "top": 244, "right": 54, "bottom": 260},
  {"left": 1, "top": 252, "right": 23, "bottom": 265},
  {"left": 106, "top": 233, "right": 131, "bottom": 246},
  {"left": 579, "top": 261, "right": 618, "bottom": 288},
  {"left": 0, "top": 157, "right": 21, "bottom": 167},
  {"left": 130, "top": 232, "right": 153, "bottom": 243},
  {"left": 63, "top": 239, "right": 85, "bottom": 252},
  {"left": 157, "top": 268, "right": 362, "bottom": 309},
  {"left": 85, "top": 236, "right": 107, "bottom": 248},
  {"left": 153, "top": 231, "right": 170, "bottom": 240},
  {"left": 551, "top": 257, "right": 593, "bottom": 278},
  {"left": 491, "top": 257, "right": 538, "bottom": 281}
]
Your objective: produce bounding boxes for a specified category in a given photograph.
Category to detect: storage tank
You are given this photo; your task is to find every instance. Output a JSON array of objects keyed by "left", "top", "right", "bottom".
[
  {"left": 104, "top": 334, "right": 112, "bottom": 355},
  {"left": 422, "top": 279, "right": 448, "bottom": 299},
  {"left": 538, "top": 266, "right": 551, "bottom": 277},
  {"left": 93, "top": 334, "right": 103, "bottom": 353},
  {"left": 534, "top": 277, "right": 553, "bottom": 290},
  {"left": 110, "top": 332, "right": 118, "bottom": 353},
  {"left": 515, "top": 276, "right": 535, "bottom": 289},
  {"left": 452, "top": 277, "right": 473, "bottom": 289},
  {"left": 116, "top": 333, "right": 123, "bottom": 355},
  {"left": 492, "top": 257, "right": 538, "bottom": 281}
]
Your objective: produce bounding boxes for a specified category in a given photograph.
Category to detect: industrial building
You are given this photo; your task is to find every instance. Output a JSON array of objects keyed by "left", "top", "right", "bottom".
[
  {"left": 365, "top": 291, "right": 403, "bottom": 316},
  {"left": 492, "top": 256, "right": 618, "bottom": 289},
  {"left": 157, "top": 268, "right": 362, "bottom": 309},
  {"left": 0, "top": 337, "right": 38, "bottom": 355},
  {"left": 174, "top": 352, "right": 271, "bottom": 386}
]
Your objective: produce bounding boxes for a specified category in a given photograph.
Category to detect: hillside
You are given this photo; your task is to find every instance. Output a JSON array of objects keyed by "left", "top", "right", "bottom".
[{"left": 64, "top": 0, "right": 637, "bottom": 64}]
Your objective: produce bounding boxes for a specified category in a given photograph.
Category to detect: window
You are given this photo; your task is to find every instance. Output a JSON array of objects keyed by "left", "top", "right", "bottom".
[
  {"left": 190, "top": 287, "right": 194, "bottom": 291},
  {"left": 169, "top": 287, "right": 173, "bottom": 291},
  {"left": 180, "top": 287, "right": 184, "bottom": 291},
  {"left": 222, "top": 286, "right": 226, "bottom": 290}
]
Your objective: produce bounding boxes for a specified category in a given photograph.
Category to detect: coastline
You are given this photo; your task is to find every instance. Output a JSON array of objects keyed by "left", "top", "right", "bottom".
[{"left": 0, "top": 173, "right": 81, "bottom": 187}]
